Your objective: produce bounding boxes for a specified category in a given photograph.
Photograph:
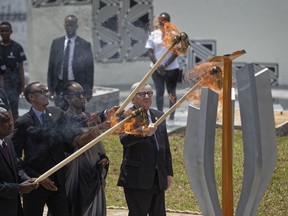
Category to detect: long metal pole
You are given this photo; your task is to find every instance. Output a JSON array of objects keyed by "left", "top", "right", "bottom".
[
  {"left": 34, "top": 108, "right": 143, "bottom": 184},
  {"left": 154, "top": 82, "right": 201, "bottom": 127},
  {"left": 222, "top": 58, "right": 233, "bottom": 216},
  {"left": 115, "top": 37, "right": 180, "bottom": 115}
]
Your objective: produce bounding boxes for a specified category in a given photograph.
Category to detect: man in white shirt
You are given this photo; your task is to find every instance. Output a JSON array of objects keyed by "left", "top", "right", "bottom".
[{"left": 145, "top": 12, "right": 181, "bottom": 122}]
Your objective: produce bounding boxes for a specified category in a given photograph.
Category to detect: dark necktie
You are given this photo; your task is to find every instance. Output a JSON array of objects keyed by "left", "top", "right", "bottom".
[
  {"left": 2, "top": 141, "right": 12, "bottom": 166},
  {"left": 142, "top": 111, "right": 149, "bottom": 128},
  {"left": 62, "top": 39, "right": 71, "bottom": 82},
  {"left": 145, "top": 111, "right": 159, "bottom": 151},
  {"left": 41, "top": 112, "right": 48, "bottom": 129}
]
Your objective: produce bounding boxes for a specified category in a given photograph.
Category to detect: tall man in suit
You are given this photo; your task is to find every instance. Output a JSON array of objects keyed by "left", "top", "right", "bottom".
[
  {"left": 117, "top": 82, "right": 173, "bottom": 216},
  {"left": 11, "top": 82, "right": 71, "bottom": 216},
  {"left": 0, "top": 105, "right": 37, "bottom": 216},
  {"left": 47, "top": 15, "right": 94, "bottom": 110}
]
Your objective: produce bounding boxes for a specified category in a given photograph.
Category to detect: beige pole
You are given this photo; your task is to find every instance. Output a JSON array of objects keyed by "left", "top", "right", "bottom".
[
  {"left": 154, "top": 82, "right": 201, "bottom": 127},
  {"left": 115, "top": 34, "right": 185, "bottom": 116},
  {"left": 34, "top": 108, "right": 144, "bottom": 184}
]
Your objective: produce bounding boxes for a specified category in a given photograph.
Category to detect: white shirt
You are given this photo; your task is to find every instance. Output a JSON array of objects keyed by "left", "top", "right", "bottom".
[
  {"left": 145, "top": 29, "right": 179, "bottom": 70},
  {"left": 147, "top": 109, "right": 153, "bottom": 123},
  {"left": 60, "top": 36, "right": 76, "bottom": 81},
  {"left": 32, "top": 107, "right": 46, "bottom": 125},
  {"left": 0, "top": 139, "right": 4, "bottom": 148}
]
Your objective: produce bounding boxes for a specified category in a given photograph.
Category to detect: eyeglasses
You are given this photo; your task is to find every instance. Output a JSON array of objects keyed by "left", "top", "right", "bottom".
[
  {"left": 137, "top": 91, "right": 153, "bottom": 97},
  {"left": 30, "top": 89, "right": 49, "bottom": 94},
  {"left": 67, "top": 92, "right": 85, "bottom": 98}
]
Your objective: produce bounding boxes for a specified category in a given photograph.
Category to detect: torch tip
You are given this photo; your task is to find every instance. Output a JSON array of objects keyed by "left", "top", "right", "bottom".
[{"left": 210, "top": 66, "right": 222, "bottom": 75}]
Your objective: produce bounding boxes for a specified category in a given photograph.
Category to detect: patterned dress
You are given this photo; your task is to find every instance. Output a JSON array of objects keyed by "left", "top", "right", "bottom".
[{"left": 64, "top": 112, "right": 109, "bottom": 216}]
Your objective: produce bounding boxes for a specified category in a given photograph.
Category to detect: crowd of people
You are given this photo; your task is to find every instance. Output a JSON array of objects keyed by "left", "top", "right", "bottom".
[{"left": 0, "top": 12, "right": 178, "bottom": 216}]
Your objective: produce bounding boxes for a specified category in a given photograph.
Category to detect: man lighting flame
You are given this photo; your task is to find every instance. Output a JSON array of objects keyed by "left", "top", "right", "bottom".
[{"left": 110, "top": 109, "right": 149, "bottom": 136}]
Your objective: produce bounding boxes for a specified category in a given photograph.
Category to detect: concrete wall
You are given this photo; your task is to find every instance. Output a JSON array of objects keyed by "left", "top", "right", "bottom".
[
  {"left": 155, "top": 0, "right": 288, "bottom": 85},
  {"left": 25, "top": 0, "right": 288, "bottom": 86}
]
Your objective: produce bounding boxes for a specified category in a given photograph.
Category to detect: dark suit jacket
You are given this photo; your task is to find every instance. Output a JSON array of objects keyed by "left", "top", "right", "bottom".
[
  {"left": 47, "top": 36, "right": 94, "bottom": 97},
  {"left": 117, "top": 108, "right": 173, "bottom": 190},
  {"left": 11, "top": 106, "right": 69, "bottom": 187},
  {"left": 0, "top": 138, "right": 24, "bottom": 216}
]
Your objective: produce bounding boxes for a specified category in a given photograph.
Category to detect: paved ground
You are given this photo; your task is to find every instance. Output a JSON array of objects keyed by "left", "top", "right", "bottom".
[
  {"left": 106, "top": 207, "right": 202, "bottom": 216},
  {"left": 43, "top": 206, "right": 202, "bottom": 216}
]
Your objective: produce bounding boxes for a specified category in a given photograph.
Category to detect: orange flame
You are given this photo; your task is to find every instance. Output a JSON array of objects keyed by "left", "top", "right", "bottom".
[
  {"left": 161, "top": 22, "right": 187, "bottom": 56},
  {"left": 184, "top": 61, "right": 224, "bottom": 107},
  {"left": 110, "top": 109, "right": 148, "bottom": 136}
]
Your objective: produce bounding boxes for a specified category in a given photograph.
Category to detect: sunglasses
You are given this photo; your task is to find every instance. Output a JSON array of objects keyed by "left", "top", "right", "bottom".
[
  {"left": 137, "top": 91, "right": 153, "bottom": 97},
  {"left": 67, "top": 92, "right": 85, "bottom": 98},
  {"left": 30, "top": 89, "right": 49, "bottom": 94}
]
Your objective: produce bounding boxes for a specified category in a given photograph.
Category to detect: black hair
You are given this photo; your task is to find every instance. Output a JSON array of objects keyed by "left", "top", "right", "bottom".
[
  {"left": 62, "top": 81, "right": 80, "bottom": 96},
  {"left": 0, "top": 21, "right": 12, "bottom": 30},
  {"left": 159, "top": 12, "right": 171, "bottom": 22},
  {"left": 65, "top": 15, "right": 78, "bottom": 22},
  {"left": 24, "top": 82, "right": 40, "bottom": 103}
]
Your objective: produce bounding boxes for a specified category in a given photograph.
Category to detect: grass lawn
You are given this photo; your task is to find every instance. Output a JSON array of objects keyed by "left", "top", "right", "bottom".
[{"left": 103, "top": 128, "right": 288, "bottom": 215}]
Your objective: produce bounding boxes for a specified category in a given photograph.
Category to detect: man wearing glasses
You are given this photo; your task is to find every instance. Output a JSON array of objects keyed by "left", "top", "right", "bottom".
[
  {"left": 47, "top": 15, "right": 94, "bottom": 111},
  {"left": 117, "top": 82, "right": 173, "bottom": 216},
  {"left": 11, "top": 82, "right": 70, "bottom": 216}
]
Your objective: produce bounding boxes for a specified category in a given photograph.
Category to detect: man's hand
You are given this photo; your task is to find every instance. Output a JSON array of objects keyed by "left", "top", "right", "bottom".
[
  {"left": 87, "top": 112, "right": 101, "bottom": 127},
  {"left": 19, "top": 178, "right": 39, "bottom": 193},
  {"left": 142, "top": 123, "right": 157, "bottom": 137},
  {"left": 166, "top": 175, "right": 173, "bottom": 190},
  {"left": 98, "top": 157, "right": 109, "bottom": 167},
  {"left": 40, "top": 177, "right": 58, "bottom": 191},
  {"left": 106, "top": 106, "right": 120, "bottom": 119},
  {"left": 157, "top": 65, "right": 165, "bottom": 76}
]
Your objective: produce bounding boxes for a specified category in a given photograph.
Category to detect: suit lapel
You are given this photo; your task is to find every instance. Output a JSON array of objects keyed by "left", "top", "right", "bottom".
[
  {"left": 0, "top": 144, "right": 11, "bottom": 168},
  {"left": 148, "top": 109, "right": 160, "bottom": 151},
  {"left": 149, "top": 109, "right": 159, "bottom": 123},
  {"left": 59, "top": 36, "right": 65, "bottom": 54},
  {"left": 1, "top": 139, "right": 18, "bottom": 181},
  {"left": 28, "top": 108, "right": 42, "bottom": 127}
]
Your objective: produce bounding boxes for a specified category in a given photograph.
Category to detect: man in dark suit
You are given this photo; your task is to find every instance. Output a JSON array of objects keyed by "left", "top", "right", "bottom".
[
  {"left": 117, "top": 82, "right": 173, "bottom": 216},
  {"left": 11, "top": 82, "right": 71, "bottom": 216},
  {"left": 47, "top": 15, "right": 94, "bottom": 110},
  {"left": 0, "top": 105, "right": 37, "bottom": 216}
]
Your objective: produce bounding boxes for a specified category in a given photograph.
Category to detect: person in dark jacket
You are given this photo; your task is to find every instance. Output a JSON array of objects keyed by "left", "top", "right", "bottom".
[
  {"left": 47, "top": 15, "right": 94, "bottom": 110},
  {"left": 11, "top": 82, "right": 71, "bottom": 216},
  {"left": 0, "top": 105, "right": 37, "bottom": 216},
  {"left": 117, "top": 82, "right": 173, "bottom": 216},
  {"left": 0, "top": 21, "right": 27, "bottom": 120}
]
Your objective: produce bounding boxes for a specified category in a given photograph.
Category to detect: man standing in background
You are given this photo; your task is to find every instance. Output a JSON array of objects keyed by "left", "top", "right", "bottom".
[
  {"left": 47, "top": 15, "right": 94, "bottom": 110},
  {"left": 0, "top": 21, "right": 27, "bottom": 121},
  {"left": 145, "top": 12, "right": 181, "bottom": 123}
]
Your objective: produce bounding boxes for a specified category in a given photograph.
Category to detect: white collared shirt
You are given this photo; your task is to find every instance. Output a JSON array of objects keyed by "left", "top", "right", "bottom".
[
  {"left": 147, "top": 109, "right": 153, "bottom": 123},
  {"left": 32, "top": 107, "right": 46, "bottom": 125},
  {"left": 60, "top": 36, "right": 76, "bottom": 80},
  {"left": 0, "top": 139, "right": 4, "bottom": 148},
  {"left": 145, "top": 29, "right": 179, "bottom": 70}
]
